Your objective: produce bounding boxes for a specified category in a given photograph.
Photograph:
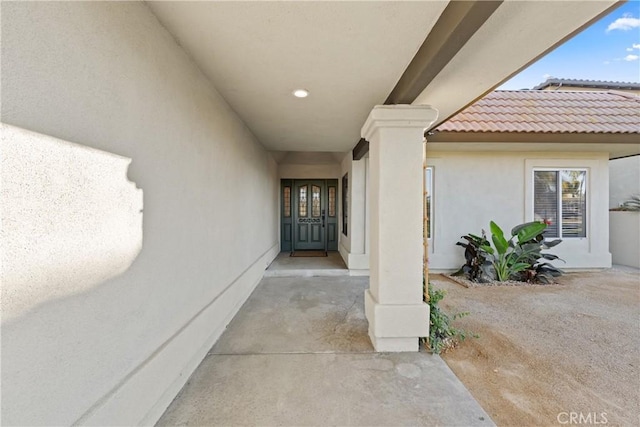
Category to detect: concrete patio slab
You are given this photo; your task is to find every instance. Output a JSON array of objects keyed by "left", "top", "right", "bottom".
[
  {"left": 264, "top": 252, "right": 350, "bottom": 277},
  {"left": 158, "top": 352, "right": 493, "bottom": 426},
  {"left": 157, "top": 276, "right": 494, "bottom": 426},
  {"left": 212, "top": 276, "right": 372, "bottom": 354}
]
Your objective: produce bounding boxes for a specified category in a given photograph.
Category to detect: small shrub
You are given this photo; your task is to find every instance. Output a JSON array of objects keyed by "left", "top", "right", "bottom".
[
  {"left": 454, "top": 220, "right": 564, "bottom": 283},
  {"left": 481, "top": 221, "right": 548, "bottom": 281},
  {"left": 423, "top": 281, "right": 474, "bottom": 354},
  {"left": 452, "top": 232, "right": 492, "bottom": 282}
]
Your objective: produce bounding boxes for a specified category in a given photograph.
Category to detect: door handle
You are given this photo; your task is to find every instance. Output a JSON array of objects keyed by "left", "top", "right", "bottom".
[{"left": 322, "top": 209, "right": 326, "bottom": 228}]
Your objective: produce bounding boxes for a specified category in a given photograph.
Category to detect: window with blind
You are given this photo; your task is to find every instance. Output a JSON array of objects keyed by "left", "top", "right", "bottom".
[
  {"left": 425, "top": 167, "right": 433, "bottom": 239},
  {"left": 533, "top": 169, "right": 587, "bottom": 238}
]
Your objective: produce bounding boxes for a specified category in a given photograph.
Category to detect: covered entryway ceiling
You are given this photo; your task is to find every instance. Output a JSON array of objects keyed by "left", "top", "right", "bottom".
[{"left": 148, "top": 1, "right": 619, "bottom": 153}]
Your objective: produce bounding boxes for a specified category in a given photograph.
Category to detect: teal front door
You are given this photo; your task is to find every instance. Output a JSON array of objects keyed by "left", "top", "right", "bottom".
[{"left": 281, "top": 179, "right": 338, "bottom": 252}]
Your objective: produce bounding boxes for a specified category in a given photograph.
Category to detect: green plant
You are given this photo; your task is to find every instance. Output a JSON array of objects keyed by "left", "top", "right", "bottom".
[
  {"left": 458, "top": 220, "right": 564, "bottom": 283},
  {"left": 509, "top": 222, "right": 564, "bottom": 283},
  {"left": 521, "top": 261, "right": 564, "bottom": 284},
  {"left": 423, "top": 281, "right": 474, "bottom": 354},
  {"left": 452, "top": 232, "right": 492, "bottom": 282},
  {"left": 480, "top": 221, "right": 547, "bottom": 281},
  {"left": 454, "top": 221, "right": 564, "bottom": 283}
]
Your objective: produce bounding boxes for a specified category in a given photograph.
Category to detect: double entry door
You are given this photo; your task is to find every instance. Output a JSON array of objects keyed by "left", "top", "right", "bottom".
[{"left": 281, "top": 179, "right": 338, "bottom": 252}]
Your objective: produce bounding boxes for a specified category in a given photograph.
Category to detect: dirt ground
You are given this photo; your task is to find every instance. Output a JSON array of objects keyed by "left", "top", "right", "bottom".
[{"left": 432, "top": 268, "right": 640, "bottom": 427}]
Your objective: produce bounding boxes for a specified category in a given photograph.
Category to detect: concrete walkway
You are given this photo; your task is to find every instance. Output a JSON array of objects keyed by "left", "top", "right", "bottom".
[
  {"left": 157, "top": 276, "right": 494, "bottom": 426},
  {"left": 265, "top": 251, "right": 350, "bottom": 277}
]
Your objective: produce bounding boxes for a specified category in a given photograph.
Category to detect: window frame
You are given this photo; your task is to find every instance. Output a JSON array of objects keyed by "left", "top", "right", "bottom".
[
  {"left": 532, "top": 167, "right": 589, "bottom": 239},
  {"left": 425, "top": 166, "right": 434, "bottom": 242},
  {"left": 342, "top": 173, "right": 348, "bottom": 236}
]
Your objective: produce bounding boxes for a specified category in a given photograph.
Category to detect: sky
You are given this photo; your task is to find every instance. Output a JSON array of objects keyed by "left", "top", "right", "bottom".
[{"left": 499, "top": 0, "right": 640, "bottom": 90}]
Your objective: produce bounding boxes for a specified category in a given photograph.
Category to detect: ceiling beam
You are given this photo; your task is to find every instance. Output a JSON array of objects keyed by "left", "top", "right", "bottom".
[
  {"left": 352, "top": 138, "right": 370, "bottom": 160},
  {"left": 385, "top": 0, "right": 502, "bottom": 105},
  {"left": 354, "top": 1, "right": 502, "bottom": 159}
]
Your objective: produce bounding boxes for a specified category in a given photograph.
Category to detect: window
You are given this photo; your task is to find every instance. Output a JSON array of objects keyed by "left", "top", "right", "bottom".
[
  {"left": 299, "top": 185, "right": 307, "bottom": 217},
  {"left": 533, "top": 169, "right": 587, "bottom": 238},
  {"left": 328, "top": 186, "right": 336, "bottom": 217},
  {"left": 283, "top": 186, "right": 291, "bottom": 217},
  {"left": 425, "top": 167, "right": 433, "bottom": 239},
  {"left": 342, "top": 173, "right": 348, "bottom": 236},
  {"left": 311, "top": 185, "right": 321, "bottom": 217}
]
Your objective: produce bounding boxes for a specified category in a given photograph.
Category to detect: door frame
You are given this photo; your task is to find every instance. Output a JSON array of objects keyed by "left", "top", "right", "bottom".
[{"left": 280, "top": 179, "right": 338, "bottom": 253}]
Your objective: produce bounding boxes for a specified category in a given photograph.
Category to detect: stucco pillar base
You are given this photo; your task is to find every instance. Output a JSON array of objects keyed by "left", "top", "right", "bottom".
[{"left": 364, "top": 290, "right": 429, "bottom": 352}]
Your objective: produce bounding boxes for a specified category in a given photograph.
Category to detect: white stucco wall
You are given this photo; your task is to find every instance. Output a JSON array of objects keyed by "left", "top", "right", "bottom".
[
  {"left": 278, "top": 163, "right": 341, "bottom": 179},
  {"left": 339, "top": 154, "right": 369, "bottom": 270},
  {"left": 425, "top": 150, "right": 611, "bottom": 271},
  {"left": 609, "top": 212, "right": 640, "bottom": 268},
  {"left": 609, "top": 156, "right": 640, "bottom": 209},
  {"left": 1, "top": 2, "right": 278, "bottom": 425}
]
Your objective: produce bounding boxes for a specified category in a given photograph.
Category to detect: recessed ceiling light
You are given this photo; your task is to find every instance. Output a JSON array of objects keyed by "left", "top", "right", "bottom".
[{"left": 293, "top": 89, "right": 309, "bottom": 98}]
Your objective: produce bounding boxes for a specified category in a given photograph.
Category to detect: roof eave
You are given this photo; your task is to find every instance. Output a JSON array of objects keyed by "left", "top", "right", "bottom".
[{"left": 427, "top": 131, "right": 640, "bottom": 144}]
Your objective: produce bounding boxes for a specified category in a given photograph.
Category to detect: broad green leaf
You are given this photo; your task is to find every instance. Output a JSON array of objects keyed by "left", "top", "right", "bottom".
[
  {"left": 490, "top": 221, "right": 504, "bottom": 240},
  {"left": 517, "top": 222, "right": 547, "bottom": 243},
  {"left": 492, "top": 233, "right": 509, "bottom": 255},
  {"left": 511, "top": 262, "right": 530, "bottom": 273},
  {"left": 511, "top": 221, "right": 542, "bottom": 236},
  {"left": 480, "top": 244, "right": 494, "bottom": 255},
  {"left": 543, "top": 239, "right": 562, "bottom": 248}
]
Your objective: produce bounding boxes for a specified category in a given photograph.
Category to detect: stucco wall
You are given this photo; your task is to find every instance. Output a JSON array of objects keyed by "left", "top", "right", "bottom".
[
  {"left": 609, "top": 212, "right": 640, "bottom": 268},
  {"left": 425, "top": 150, "right": 611, "bottom": 271},
  {"left": 1, "top": 2, "right": 278, "bottom": 425},
  {"left": 278, "top": 163, "right": 341, "bottom": 179},
  {"left": 609, "top": 156, "right": 640, "bottom": 209},
  {"left": 338, "top": 153, "right": 369, "bottom": 270}
]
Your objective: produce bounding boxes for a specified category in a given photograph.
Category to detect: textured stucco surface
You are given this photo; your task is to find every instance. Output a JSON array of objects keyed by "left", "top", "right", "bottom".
[
  {"left": 1, "top": 2, "right": 278, "bottom": 425},
  {"left": 425, "top": 150, "right": 611, "bottom": 270},
  {"left": 1, "top": 125, "right": 143, "bottom": 322},
  {"left": 610, "top": 212, "right": 640, "bottom": 268},
  {"left": 609, "top": 156, "right": 640, "bottom": 208}
]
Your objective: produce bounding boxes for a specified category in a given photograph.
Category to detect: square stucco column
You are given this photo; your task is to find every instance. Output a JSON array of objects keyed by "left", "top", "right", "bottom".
[{"left": 362, "top": 105, "right": 438, "bottom": 352}]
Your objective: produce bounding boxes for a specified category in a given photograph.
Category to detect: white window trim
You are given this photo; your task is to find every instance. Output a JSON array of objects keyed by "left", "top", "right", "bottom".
[
  {"left": 425, "top": 166, "right": 434, "bottom": 244},
  {"left": 532, "top": 167, "right": 588, "bottom": 239},
  {"left": 424, "top": 157, "right": 444, "bottom": 254},
  {"left": 525, "top": 159, "right": 597, "bottom": 241}
]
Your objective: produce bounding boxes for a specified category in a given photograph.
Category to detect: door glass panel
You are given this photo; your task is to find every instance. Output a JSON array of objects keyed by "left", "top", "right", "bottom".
[
  {"left": 283, "top": 186, "right": 291, "bottom": 217},
  {"left": 312, "top": 185, "right": 321, "bottom": 217},
  {"left": 328, "top": 187, "right": 336, "bottom": 217},
  {"left": 299, "top": 186, "right": 308, "bottom": 217}
]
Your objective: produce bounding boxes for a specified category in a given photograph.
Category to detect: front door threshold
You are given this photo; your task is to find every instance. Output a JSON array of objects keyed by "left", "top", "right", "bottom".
[
  {"left": 265, "top": 252, "right": 353, "bottom": 277},
  {"left": 290, "top": 250, "right": 328, "bottom": 258}
]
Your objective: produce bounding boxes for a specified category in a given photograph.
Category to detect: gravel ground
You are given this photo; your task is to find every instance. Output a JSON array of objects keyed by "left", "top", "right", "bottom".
[{"left": 432, "top": 268, "right": 640, "bottom": 427}]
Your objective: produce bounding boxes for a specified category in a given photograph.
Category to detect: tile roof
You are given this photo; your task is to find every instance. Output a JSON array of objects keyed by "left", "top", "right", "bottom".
[
  {"left": 532, "top": 78, "right": 640, "bottom": 91},
  {"left": 434, "top": 90, "right": 640, "bottom": 134}
]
